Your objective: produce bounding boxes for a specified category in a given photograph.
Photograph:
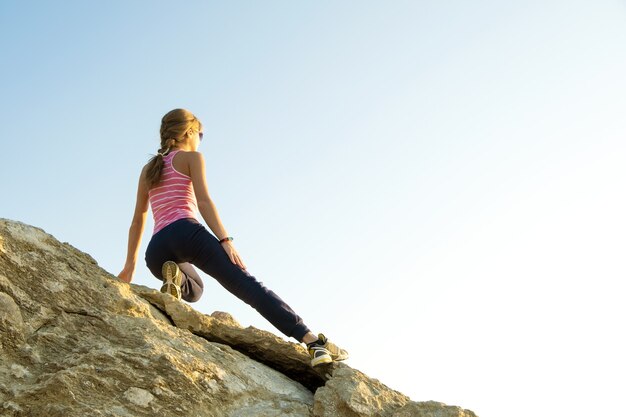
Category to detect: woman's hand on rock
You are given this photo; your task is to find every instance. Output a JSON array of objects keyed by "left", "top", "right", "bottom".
[{"left": 117, "top": 264, "right": 134, "bottom": 283}]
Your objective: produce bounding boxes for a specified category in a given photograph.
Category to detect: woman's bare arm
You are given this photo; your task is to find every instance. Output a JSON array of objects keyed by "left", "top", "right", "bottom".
[
  {"left": 188, "top": 151, "right": 246, "bottom": 270},
  {"left": 118, "top": 166, "right": 149, "bottom": 282},
  {"left": 188, "top": 151, "right": 230, "bottom": 240}
]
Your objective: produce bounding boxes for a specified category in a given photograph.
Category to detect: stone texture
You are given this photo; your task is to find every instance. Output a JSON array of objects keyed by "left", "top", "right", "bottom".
[
  {"left": 0, "top": 219, "right": 312, "bottom": 417},
  {"left": 133, "top": 285, "right": 327, "bottom": 392},
  {"left": 0, "top": 218, "right": 478, "bottom": 417},
  {"left": 313, "top": 365, "right": 410, "bottom": 417},
  {"left": 0, "top": 291, "right": 25, "bottom": 351},
  {"left": 391, "top": 401, "right": 478, "bottom": 417}
]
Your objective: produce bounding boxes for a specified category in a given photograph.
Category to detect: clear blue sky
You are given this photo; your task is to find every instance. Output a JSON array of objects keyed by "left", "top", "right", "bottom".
[{"left": 2, "top": 2, "right": 625, "bottom": 416}]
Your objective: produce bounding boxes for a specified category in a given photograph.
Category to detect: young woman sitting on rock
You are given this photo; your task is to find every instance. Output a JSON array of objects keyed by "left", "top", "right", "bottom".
[{"left": 117, "top": 108, "right": 348, "bottom": 367}]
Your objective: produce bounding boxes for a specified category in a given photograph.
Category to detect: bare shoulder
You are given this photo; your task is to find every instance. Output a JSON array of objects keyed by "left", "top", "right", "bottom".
[
  {"left": 138, "top": 163, "right": 150, "bottom": 183},
  {"left": 172, "top": 150, "right": 202, "bottom": 161},
  {"left": 184, "top": 151, "right": 205, "bottom": 168},
  {"left": 140, "top": 163, "right": 149, "bottom": 178},
  {"left": 184, "top": 150, "right": 204, "bottom": 161}
]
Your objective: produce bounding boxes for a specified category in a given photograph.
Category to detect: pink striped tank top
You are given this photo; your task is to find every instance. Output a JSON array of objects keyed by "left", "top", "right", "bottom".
[{"left": 148, "top": 150, "right": 198, "bottom": 235}]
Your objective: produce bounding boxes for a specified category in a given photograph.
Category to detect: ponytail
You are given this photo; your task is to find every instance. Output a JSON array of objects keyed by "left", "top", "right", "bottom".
[{"left": 145, "top": 110, "right": 202, "bottom": 188}]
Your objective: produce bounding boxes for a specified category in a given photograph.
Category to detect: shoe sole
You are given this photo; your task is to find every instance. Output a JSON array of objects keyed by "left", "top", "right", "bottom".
[
  {"left": 161, "top": 261, "right": 182, "bottom": 300},
  {"left": 311, "top": 354, "right": 333, "bottom": 367}
]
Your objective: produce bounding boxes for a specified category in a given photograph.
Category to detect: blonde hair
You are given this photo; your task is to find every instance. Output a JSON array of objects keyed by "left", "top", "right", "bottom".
[{"left": 145, "top": 109, "right": 203, "bottom": 188}]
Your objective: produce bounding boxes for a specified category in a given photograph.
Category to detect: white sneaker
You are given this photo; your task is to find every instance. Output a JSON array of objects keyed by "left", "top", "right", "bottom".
[{"left": 160, "top": 261, "right": 183, "bottom": 300}]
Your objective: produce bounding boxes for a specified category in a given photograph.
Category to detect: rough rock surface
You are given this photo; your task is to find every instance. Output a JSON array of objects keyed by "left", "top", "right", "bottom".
[
  {"left": 0, "top": 218, "right": 478, "bottom": 417},
  {"left": 391, "top": 401, "right": 478, "bottom": 417}
]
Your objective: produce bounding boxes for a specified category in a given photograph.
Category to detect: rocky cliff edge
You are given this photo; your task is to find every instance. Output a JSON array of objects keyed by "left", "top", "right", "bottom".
[{"left": 0, "top": 218, "right": 477, "bottom": 417}]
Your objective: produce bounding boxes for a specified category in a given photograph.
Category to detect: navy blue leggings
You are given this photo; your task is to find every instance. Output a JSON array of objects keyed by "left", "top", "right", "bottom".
[{"left": 144, "top": 217, "right": 311, "bottom": 342}]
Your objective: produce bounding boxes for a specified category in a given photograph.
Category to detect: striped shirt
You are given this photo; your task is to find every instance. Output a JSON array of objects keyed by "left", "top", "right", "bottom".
[{"left": 148, "top": 150, "right": 198, "bottom": 235}]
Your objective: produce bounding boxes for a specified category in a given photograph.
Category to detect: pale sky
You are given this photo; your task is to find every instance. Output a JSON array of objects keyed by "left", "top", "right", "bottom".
[{"left": 2, "top": 2, "right": 625, "bottom": 416}]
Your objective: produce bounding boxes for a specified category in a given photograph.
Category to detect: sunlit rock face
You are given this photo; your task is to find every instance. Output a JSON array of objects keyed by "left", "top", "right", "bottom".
[{"left": 0, "top": 218, "right": 478, "bottom": 417}]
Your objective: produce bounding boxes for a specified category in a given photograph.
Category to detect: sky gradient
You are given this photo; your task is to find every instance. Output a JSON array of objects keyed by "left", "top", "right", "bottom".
[{"left": 2, "top": 2, "right": 625, "bottom": 416}]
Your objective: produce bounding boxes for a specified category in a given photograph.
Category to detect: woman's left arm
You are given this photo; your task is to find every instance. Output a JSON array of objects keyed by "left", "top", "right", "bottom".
[{"left": 118, "top": 166, "right": 150, "bottom": 283}]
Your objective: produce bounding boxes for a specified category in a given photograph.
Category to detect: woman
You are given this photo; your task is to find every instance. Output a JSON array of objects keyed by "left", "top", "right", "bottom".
[{"left": 117, "top": 108, "right": 348, "bottom": 367}]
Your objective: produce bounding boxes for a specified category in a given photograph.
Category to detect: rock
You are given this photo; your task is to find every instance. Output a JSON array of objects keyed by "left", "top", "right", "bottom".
[
  {"left": 133, "top": 284, "right": 328, "bottom": 392},
  {"left": 123, "top": 387, "right": 156, "bottom": 408},
  {"left": 0, "top": 291, "right": 25, "bottom": 349},
  {"left": 313, "top": 365, "right": 410, "bottom": 417},
  {"left": 9, "top": 364, "right": 30, "bottom": 379},
  {"left": 0, "top": 218, "right": 478, "bottom": 417},
  {"left": 0, "top": 219, "right": 313, "bottom": 417},
  {"left": 210, "top": 311, "right": 242, "bottom": 327},
  {"left": 392, "top": 401, "right": 478, "bottom": 417}
]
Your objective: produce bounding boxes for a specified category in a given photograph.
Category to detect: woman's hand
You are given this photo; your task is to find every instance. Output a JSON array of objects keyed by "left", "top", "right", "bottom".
[
  {"left": 117, "top": 264, "right": 135, "bottom": 283},
  {"left": 221, "top": 241, "right": 247, "bottom": 270}
]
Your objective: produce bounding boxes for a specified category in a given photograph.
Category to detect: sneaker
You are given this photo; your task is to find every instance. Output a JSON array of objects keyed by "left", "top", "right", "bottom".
[
  {"left": 317, "top": 333, "right": 349, "bottom": 362},
  {"left": 160, "top": 261, "right": 183, "bottom": 300},
  {"left": 307, "top": 333, "right": 349, "bottom": 367},
  {"left": 308, "top": 344, "right": 332, "bottom": 367}
]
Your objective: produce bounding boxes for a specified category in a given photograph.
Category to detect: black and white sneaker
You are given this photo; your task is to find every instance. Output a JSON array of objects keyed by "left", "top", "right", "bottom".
[
  {"left": 316, "top": 333, "right": 349, "bottom": 362},
  {"left": 308, "top": 344, "right": 332, "bottom": 367},
  {"left": 307, "top": 333, "right": 349, "bottom": 367}
]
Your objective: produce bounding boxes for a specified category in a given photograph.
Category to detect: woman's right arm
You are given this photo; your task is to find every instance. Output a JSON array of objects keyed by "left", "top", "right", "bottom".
[
  {"left": 188, "top": 152, "right": 247, "bottom": 270},
  {"left": 118, "top": 166, "right": 149, "bottom": 283}
]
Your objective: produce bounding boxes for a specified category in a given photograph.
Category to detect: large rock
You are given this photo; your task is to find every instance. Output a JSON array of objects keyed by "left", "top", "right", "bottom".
[
  {"left": 313, "top": 366, "right": 410, "bottom": 416},
  {"left": 391, "top": 401, "right": 478, "bottom": 417},
  {"left": 132, "top": 285, "right": 327, "bottom": 392},
  {"left": 0, "top": 218, "right": 478, "bottom": 417}
]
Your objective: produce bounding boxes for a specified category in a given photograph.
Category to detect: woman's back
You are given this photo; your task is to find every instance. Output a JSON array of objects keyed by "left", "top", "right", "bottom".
[{"left": 148, "top": 150, "right": 198, "bottom": 235}]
